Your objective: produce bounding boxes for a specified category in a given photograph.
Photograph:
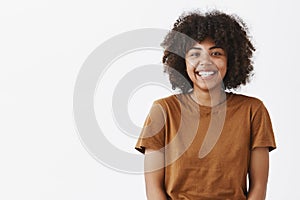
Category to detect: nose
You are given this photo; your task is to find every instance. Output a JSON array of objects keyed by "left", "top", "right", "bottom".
[{"left": 199, "top": 53, "right": 213, "bottom": 66}]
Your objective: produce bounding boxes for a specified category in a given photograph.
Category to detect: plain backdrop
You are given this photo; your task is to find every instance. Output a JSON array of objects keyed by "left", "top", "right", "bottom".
[{"left": 1, "top": 0, "right": 299, "bottom": 199}]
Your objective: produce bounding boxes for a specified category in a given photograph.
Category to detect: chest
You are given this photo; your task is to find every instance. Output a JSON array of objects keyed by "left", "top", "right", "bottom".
[{"left": 165, "top": 107, "right": 252, "bottom": 167}]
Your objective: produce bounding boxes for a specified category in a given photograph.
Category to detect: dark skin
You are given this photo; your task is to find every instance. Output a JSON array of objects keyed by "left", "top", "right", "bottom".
[
  {"left": 144, "top": 149, "right": 167, "bottom": 200},
  {"left": 247, "top": 147, "right": 270, "bottom": 200}
]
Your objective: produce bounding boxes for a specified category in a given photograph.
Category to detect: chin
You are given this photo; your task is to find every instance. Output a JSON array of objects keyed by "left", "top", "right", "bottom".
[{"left": 194, "top": 81, "right": 223, "bottom": 92}]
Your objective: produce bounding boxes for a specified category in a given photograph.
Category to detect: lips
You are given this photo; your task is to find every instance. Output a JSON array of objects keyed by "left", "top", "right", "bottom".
[{"left": 195, "top": 70, "right": 217, "bottom": 79}]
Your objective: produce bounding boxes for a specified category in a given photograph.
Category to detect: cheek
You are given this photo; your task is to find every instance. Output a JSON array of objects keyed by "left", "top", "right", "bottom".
[
  {"left": 220, "top": 64, "right": 227, "bottom": 74},
  {"left": 216, "top": 60, "right": 227, "bottom": 76},
  {"left": 185, "top": 63, "right": 195, "bottom": 78}
]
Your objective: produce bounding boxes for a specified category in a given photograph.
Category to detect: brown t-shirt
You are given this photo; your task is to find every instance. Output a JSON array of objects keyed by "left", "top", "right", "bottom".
[{"left": 135, "top": 92, "right": 276, "bottom": 200}]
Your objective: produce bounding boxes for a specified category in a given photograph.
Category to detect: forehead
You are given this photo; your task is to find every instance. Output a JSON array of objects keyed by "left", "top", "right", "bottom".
[{"left": 191, "top": 38, "right": 216, "bottom": 49}]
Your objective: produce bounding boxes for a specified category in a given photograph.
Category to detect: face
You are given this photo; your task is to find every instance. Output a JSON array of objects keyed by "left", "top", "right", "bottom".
[{"left": 185, "top": 38, "right": 227, "bottom": 93}]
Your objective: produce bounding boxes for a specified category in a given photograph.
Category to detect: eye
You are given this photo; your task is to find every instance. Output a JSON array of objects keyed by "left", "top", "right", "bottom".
[
  {"left": 191, "top": 52, "right": 200, "bottom": 57},
  {"left": 189, "top": 52, "right": 200, "bottom": 57},
  {"left": 211, "top": 51, "right": 223, "bottom": 56}
]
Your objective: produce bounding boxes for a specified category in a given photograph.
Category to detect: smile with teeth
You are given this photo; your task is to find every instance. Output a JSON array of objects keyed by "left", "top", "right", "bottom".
[{"left": 195, "top": 70, "right": 217, "bottom": 78}]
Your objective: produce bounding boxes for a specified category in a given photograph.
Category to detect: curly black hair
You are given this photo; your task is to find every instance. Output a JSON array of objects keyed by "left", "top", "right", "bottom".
[{"left": 161, "top": 10, "right": 255, "bottom": 93}]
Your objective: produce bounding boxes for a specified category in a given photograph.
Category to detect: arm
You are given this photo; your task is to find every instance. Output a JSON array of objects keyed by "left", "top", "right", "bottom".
[
  {"left": 144, "top": 149, "right": 168, "bottom": 200},
  {"left": 247, "top": 147, "right": 270, "bottom": 200}
]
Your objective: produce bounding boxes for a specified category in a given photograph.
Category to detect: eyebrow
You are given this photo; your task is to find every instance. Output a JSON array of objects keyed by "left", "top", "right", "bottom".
[{"left": 189, "top": 46, "right": 223, "bottom": 51}]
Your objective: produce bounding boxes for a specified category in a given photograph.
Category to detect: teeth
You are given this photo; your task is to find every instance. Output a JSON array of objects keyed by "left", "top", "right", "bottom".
[{"left": 197, "top": 71, "right": 215, "bottom": 77}]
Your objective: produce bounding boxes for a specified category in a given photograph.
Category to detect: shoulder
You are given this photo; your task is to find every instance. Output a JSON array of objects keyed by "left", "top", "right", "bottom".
[
  {"left": 227, "top": 92, "right": 270, "bottom": 116},
  {"left": 227, "top": 93, "right": 272, "bottom": 121},
  {"left": 228, "top": 92, "right": 264, "bottom": 108},
  {"left": 153, "top": 93, "right": 183, "bottom": 105},
  {"left": 152, "top": 93, "right": 190, "bottom": 111}
]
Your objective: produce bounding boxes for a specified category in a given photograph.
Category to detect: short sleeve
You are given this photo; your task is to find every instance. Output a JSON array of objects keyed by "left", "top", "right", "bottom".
[
  {"left": 251, "top": 102, "right": 277, "bottom": 152},
  {"left": 135, "top": 100, "right": 166, "bottom": 154}
]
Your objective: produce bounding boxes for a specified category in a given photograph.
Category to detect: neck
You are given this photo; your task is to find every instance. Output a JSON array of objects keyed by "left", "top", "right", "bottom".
[{"left": 191, "top": 87, "right": 226, "bottom": 107}]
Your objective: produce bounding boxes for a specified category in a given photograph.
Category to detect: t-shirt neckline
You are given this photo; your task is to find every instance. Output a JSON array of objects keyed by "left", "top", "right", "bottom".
[{"left": 185, "top": 91, "right": 233, "bottom": 113}]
